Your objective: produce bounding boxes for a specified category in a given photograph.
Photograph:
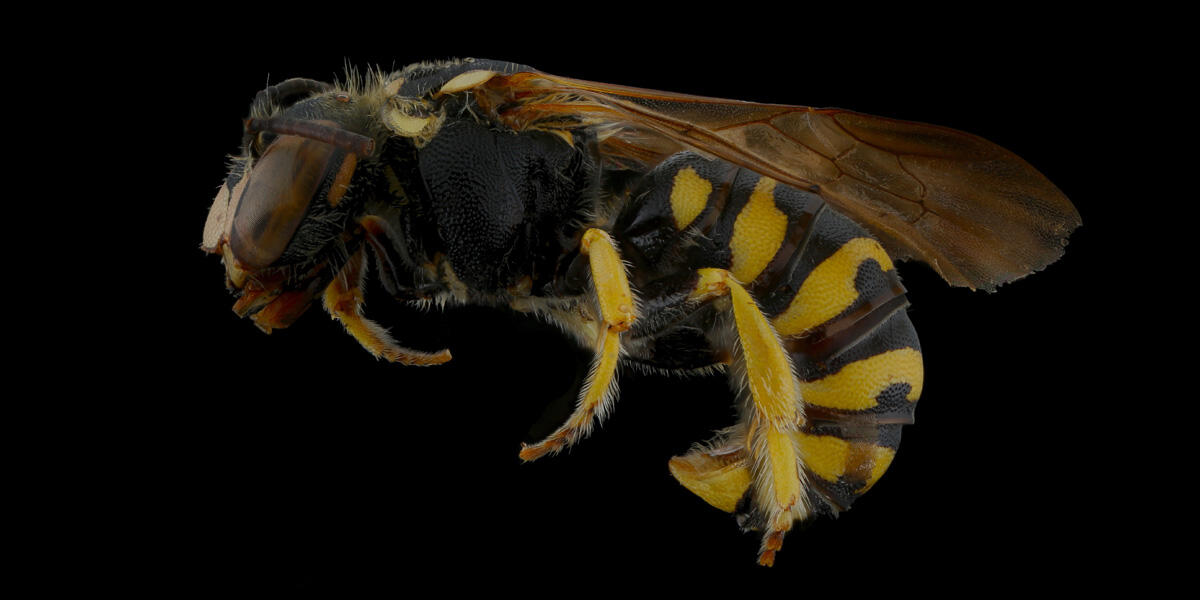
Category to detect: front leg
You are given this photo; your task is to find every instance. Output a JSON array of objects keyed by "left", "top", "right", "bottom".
[
  {"left": 519, "top": 229, "right": 635, "bottom": 461},
  {"left": 323, "top": 248, "right": 453, "bottom": 366}
]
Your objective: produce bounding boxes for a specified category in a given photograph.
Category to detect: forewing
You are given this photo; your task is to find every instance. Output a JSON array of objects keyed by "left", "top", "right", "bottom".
[{"left": 479, "top": 71, "right": 1079, "bottom": 291}]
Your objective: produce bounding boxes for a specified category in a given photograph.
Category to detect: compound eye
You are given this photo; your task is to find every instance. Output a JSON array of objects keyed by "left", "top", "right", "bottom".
[{"left": 228, "top": 134, "right": 339, "bottom": 270}]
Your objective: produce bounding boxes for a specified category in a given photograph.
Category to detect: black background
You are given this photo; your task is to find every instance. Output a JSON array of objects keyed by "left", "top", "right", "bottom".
[{"left": 72, "top": 13, "right": 1132, "bottom": 593}]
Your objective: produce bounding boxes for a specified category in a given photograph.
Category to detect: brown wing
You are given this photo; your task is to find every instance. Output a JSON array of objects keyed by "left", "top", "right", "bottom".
[{"left": 467, "top": 69, "right": 1080, "bottom": 291}]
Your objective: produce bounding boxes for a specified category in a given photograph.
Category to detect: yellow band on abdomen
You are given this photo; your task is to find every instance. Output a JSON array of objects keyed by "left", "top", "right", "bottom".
[
  {"left": 773, "top": 237, "right": 894, "bottom": 336},
  {"left": 798, "top": 348, "right": 923, "bottom": 411},
  {"left": 729, "top": 178, "right": 788, "bottom": 284}
]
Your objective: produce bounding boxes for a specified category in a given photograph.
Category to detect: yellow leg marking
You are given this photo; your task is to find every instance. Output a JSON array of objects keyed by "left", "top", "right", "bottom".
[
  {"left": 520, "top": 229, "right": 633, "bottom": 461},
  {"left": 765, "top": 428, "right": 801, "bottom": 509},
  {"left": 690, "top": 268, "right": 803, "bottom": 567},
  {"left": 690, "top": 269, "right": 797, "bottom": 424},
  {"left": 668, "top": 442, "right": 752, "bottom": 513},
  {"left": 519, "top": 326, "right": 620, "bottom": 461},
  {"left": 772, "top": 237, "right": 895, "bottom": 336},
  {"left": 729, "top": 177, "right": 788, "bottom": 284},
  {"left": 670, "top": 166, "right": 712, "bottom": 230},
  {"left": 323, "top": 250, "right": 452, "bottom": 366},
  {"left": 581, "top": 229, "right": 635, "bottom": 331},
  {"left": 798, "top": 348, "right": 923, "bottom": 411}
]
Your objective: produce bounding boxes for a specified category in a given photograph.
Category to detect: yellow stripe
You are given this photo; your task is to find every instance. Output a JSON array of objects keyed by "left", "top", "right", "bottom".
[
  {"left": 669, "top": 167, "right": 712, "bottom": 230},
  {"left": 796, "top": 434, "right": 896, "bottom": 490},
  {"left": 436, "top": 69, "right": 498, "bottom": 95},
  {"left": 772, "top": 237, "right": 894, "bottom": 336},
  {"left": 729, "top": 178, "right": 788, "bottom": 283},
  {"left": 798, "top": 348, "right": 923, "bottom": 411},
  {"left": 796, "top": 433, "right": 848, "bottom": 482}
]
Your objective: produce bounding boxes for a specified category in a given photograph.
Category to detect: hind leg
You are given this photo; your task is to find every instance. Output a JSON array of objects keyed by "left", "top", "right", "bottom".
[{"left": 682, "top": 268, "right": 810, "bottom": 566}]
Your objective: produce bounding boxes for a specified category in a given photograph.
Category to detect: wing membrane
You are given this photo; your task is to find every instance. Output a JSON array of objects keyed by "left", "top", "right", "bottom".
[{"left": 482, "top": 71, "right": 1079, "bottom": 291}]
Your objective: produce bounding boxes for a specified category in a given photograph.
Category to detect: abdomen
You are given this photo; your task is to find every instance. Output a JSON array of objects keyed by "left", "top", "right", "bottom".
[{"left": 613, "top": 151, "right": 923, "bottom": 511}]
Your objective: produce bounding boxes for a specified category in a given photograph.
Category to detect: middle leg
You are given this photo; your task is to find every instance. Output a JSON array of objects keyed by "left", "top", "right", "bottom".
[{"left": 519, "top": 229, "right": 636, "bottom": 461}]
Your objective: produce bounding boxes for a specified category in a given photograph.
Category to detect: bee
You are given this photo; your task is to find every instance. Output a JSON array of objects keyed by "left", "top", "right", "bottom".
[{"left": 201, "top": 58, "right": 1079, "bottom": 566}]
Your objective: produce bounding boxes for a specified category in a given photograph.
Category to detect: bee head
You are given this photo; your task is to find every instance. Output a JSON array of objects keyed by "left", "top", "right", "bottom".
[{"left": 201, "top": 83, "right": 377, "bottom": 332}]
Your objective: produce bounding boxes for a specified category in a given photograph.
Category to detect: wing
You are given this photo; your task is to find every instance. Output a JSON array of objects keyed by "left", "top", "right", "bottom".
[{"left": 435, "top": 65, "right": 1081, "bottom": 291}]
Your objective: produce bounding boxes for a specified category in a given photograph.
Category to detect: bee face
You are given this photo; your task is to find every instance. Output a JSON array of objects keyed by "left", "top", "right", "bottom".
[{"left": 202, "top": 90, "right": 383, "bottom": 332}]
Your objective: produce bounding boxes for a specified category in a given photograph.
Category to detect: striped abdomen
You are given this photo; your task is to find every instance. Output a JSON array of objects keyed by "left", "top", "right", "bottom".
[{"left": 614, "top": 151, "right": 923, "bottom": 514}]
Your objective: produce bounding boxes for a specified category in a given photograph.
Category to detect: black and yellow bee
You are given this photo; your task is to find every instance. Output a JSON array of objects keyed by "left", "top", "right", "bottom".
[{"left": 202, "top": 58, "right": 1079, "bottom": 566}]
